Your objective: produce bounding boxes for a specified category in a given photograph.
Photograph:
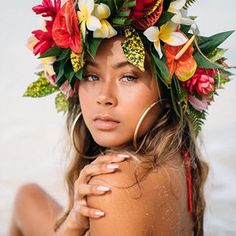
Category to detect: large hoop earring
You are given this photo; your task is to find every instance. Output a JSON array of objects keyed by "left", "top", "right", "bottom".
[
  {"left": 133, "top": 100, "right": 162, "bottom": 151},
  {"left": 71, "top": 112, "right": 82, "bottom": 154},
  {"left": 70, "top": 112, "right": 96, "bottom": 160}
]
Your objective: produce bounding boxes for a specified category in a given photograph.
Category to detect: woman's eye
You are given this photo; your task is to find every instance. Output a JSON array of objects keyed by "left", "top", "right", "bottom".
[
  {"left": 121, "top": 75, "right": 137, "bottom": 82},
  {"left": 83, "top": 74, "right": 99, "bottom": 81}
]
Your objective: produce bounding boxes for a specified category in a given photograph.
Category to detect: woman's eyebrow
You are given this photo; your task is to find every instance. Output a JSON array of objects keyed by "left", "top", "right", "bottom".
[
  {"left": 85, "top": 60, "right": 150, "bottom": 71},
  {"left": 85, "top": 60, "right": 98, "bottom": 68},
  {"left": 112, "top": 61, "right": 131, "bottom": 69}
]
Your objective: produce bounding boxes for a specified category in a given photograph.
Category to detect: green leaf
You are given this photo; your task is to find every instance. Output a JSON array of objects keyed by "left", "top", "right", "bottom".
[
  {"left": 173, "top": 76, "right": 188, "bottom": 114},
  {"left": 57, "top": 48, "right": 71, "bottom": 61},
  {"left": 156, "top": 12, "right": 175, "bottom": 27},
  {"left": 194, "top": 52, "right": 222, "bottom": 69},
  {"left": 55, "top": 92, "right": 69, "bottom": 113},
  {"left": 118, "top": 9, "right": 131, "bottom": 17},
  {"left": 151, "top": 51, "right": 171, "bottom": 85},
  {"left": 87, "top": 38, "right": 103, "bottom": 58},
  {"left": 23, "top": 72, "right": 58, "bottom": 97},
  {"left": 40, "top": 46, "right": 63, "bottom": 58},
  {"left": 64, "top": 62, "right": 75, "bottom": 85},
  {"left": 197, "top": 31, "right": 234, "bottom": 53},
  {"left": 75, "top": 69, "right": 83, "bottom": 80},
  {"left": 123, "top": 0, "right": 136, "bottom": 8},
  {"left": 56, "top": 60, "right": 66, "bottom": 82},
  {"left": 170, "top": 85, "right": 181, "bottom": 118},
  {"left": 207, "top": 48, "right": 228, "bottom": 62},
  {"left": 112, "top": 17, "right": 131, "bottom": 25}
]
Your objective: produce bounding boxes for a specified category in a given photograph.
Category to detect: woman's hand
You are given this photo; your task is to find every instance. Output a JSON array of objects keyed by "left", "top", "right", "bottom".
[{"left": 66, "top": 153, "right": 130, "bottom": 231}]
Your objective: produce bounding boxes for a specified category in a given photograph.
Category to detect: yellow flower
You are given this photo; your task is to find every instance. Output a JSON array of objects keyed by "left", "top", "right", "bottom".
[
  {"left": 144, "top": 22, "right": 187, "bottom": 58},
  {"left": 93, "top": 3, "right": 117, "bottom": 38},
  {"left": 77, "top": 0, "right": 101, "bottom": 39},
  {"left": 39, "top": 57, "right": 56, "bottom": 83}
]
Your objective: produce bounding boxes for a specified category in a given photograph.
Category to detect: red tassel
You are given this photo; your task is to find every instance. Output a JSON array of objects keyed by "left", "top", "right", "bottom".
[{"left": 181, "top": 149, "right": 193, "bottom": 213}]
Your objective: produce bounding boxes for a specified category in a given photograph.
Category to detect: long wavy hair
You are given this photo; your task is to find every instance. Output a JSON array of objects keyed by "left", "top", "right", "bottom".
[{"left": 54, "top": 64, "right": 208, "bottom": 236}]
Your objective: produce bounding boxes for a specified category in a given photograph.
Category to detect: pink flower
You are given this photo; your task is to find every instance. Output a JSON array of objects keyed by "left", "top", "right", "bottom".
[
  {"left": 60, "top": 80, "right": 74, "bottom": 98},
  {"left": 33, "top": 0, "right": 61, "bottom": 19},
  {"left": 32, "top": 21, "right": 55, "bottom": 56},
  {"left": 183, "top": 68, "right": 216, "bottom": 96},
  {"left": 188, "top": 95, "right": 211, "bottom": 112}
]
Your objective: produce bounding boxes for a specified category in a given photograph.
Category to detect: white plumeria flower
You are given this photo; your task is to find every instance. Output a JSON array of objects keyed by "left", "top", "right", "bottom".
[
  {"left": 93, "top": 3, "right": 117, "bottom": 38},
  {"left": 77, "top": 0, "right": 101, "bottom": 39},
  {"left": 143, "top": 22, "right": 187, "bottom": 58},
  {"left": 168, "top": 0, "right": 194, "bottom": 25}
]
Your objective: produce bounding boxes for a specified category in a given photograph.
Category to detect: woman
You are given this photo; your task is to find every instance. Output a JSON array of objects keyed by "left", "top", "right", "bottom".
[{"left": 9, "top": 0, "right": 232, "bottom": 235}]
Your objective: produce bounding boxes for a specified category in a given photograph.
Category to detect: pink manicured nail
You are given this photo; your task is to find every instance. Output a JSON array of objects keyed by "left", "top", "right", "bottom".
[
  {"left": 96, "top": 186, "right": 110, "bottom": 191},
  {"left": 95, "top": 211, "right": 105, "bottom": 217},
  {"left": 117, "top": 154, "right": 130, "bottom": 158},
  {"left": 107, "top": 163, "right": 119, "bottom": 169}
]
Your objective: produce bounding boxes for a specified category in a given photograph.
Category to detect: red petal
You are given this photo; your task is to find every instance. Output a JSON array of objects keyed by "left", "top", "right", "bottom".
[{"left": 52, "top": 0, "right": 82, "bottom": 53}]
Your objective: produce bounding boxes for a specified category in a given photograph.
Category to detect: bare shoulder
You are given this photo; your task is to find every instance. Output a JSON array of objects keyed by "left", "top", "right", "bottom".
[{"left": 87, "top": 154, "right": 190, "bottom": 236}]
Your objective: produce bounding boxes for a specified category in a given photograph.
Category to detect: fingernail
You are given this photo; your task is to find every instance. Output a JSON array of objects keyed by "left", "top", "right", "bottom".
[
  {"left": 107, "top": 163, "right": 119, "bottom": 169},
  {"left": 117, "top": 154, "right": 130, "bottom": 158},
  {"left": 95, "top": 210, "right": 105, "bottom": 217},
  {"left": 96, "top": 186, "right": 110, "bottom": 191}
]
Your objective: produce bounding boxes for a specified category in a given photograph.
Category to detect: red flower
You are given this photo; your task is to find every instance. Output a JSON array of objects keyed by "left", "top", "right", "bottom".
[
  {"left": 182, "top": 68, "right": 216, "bottom": 96},
  {"left": 52, "top": 0, "right": 82, "bottom": 54},
  {"left": 32, "top": 21, "right": 55, "bottom": 56},
  {"left": 131, "top": 0, "right": 164, "bottom": 30},
  {"left": 130, "top": 0, "right": 157, "bottom": 20},
  {"left": 33, "top": 0, "right": 61, "bottom": 19},
  {"left": 164, "top": 35, "right": 197, "bottom": 82}
]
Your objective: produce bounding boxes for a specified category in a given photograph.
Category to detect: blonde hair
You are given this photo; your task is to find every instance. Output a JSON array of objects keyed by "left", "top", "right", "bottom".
[{"left": 54, "top": 70, "right": 208, "bottom": 236}]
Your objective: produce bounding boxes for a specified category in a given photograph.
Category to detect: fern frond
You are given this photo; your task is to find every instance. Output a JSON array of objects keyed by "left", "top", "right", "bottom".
[
  {"left": 188, "top": 107, "right": 206, "bottom": 136},
  {"left": 183, "top": 0, "right": 197, "bottom": 10}
]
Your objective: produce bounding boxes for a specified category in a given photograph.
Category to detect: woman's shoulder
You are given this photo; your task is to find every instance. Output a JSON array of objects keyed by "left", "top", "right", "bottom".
[
  {"left": 88, "top": 152, "right": 187, "bottom": 204},
  {"left": 87, "top": 153, "right": 190, "bottom": 235}
]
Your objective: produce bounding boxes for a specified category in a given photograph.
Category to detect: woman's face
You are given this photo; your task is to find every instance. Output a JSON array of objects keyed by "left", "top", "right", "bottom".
[{"left": 78, "top": 36, "right": 160, "bottom": 148}]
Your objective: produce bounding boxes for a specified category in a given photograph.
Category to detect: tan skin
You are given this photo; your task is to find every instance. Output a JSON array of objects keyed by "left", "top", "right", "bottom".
[{"left": 8, "top": 36, "right": 192, "bottom": 236}]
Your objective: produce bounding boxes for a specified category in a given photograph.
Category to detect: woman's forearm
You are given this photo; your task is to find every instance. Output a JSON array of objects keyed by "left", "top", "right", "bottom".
[{"left": 54, "top": 211, "right": 88, "bottom": 236}]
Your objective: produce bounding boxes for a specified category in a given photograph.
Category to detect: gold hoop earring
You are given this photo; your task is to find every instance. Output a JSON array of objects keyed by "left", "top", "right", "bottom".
[
  {"left": 70, "top": 112, "right": 97, "bottom": 160},
  {"left": 71, "top": 112, "right": 82, "bottom": 154},
  {"left": 133, "top": 100, "right": 162, "bottom": 151}
]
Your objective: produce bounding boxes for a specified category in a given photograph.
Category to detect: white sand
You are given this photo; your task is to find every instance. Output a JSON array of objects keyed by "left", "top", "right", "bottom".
[{"left": 0, "top": 0, "right": 236, "bottom": 235}]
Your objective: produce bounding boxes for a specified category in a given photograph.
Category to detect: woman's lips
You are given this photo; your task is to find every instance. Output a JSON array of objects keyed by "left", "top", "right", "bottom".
[
  {"left": 93, "top": 114, "right": 120, "bottom": 130},
  {"left": 93, "top": 119, "right": 120, "bottom": 130}
]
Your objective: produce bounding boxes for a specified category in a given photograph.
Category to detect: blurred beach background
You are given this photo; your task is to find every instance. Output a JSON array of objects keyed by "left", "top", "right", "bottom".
[{"left": 0, "top": 0, "right": 235, "bottom": 235}]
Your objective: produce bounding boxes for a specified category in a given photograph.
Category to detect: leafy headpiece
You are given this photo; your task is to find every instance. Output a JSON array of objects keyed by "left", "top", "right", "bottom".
[{"left": 25, "top": 0, "right": 234, "bottom": 134}]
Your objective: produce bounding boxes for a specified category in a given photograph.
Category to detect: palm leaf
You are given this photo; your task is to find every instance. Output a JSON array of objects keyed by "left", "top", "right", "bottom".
[{"left": 183, "top": 0, "right": 197, "bottom": 10}]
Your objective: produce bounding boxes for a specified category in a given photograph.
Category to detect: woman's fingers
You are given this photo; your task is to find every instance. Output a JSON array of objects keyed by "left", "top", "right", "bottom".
[
  {"left": 75, "top": 184, "right": 111, "bottom": 199},
  {"left": 76, "top": 162, "right": 118, "bottom": 185},
  {"left": 75, "top": 203, "right": 105, "bottom": 218},
  {"left": 71, "top": 152, "right": 130, "bottom": 224},
  {"left": 91, "top": 153, "right": 130, "bottom": 164}
]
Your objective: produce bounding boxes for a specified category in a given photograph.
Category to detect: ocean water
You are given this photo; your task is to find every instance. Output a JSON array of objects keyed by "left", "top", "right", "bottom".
[{"left": 0, "top": 0, "right": 235, "bottom": 235}]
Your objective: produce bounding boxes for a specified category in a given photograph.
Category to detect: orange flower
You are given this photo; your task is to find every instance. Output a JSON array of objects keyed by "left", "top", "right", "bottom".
[
  {"left": 52, "top": 0, "right": 82, "bottom": 54},
  {"left": 164, "top": 35, "right": 197, "bottom": 82}
]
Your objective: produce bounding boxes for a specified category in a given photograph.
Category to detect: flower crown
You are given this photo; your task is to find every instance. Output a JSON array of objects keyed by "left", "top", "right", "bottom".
[{"left": 25, "top": 0, "right": 234, "bottom": 135}]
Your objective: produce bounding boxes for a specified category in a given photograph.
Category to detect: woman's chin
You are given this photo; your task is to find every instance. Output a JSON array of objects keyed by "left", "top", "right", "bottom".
[{"left": 92, "top": 134, "right": 131, "bottom": 149}]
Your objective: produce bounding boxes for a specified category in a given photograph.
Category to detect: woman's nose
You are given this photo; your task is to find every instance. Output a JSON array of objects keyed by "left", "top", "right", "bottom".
[{"left": 96, "top": 82, "right": 117, "bottom": 107}]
